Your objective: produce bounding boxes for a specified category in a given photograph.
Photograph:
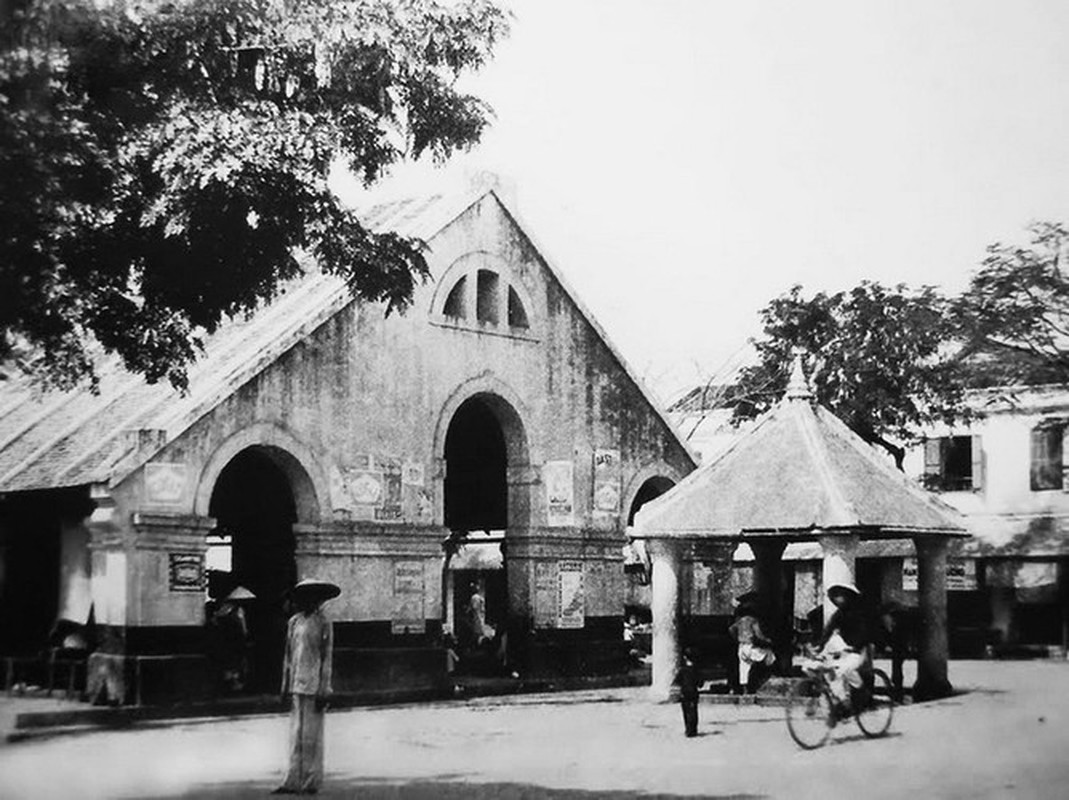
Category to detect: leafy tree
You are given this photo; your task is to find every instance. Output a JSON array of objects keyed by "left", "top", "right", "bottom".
[
  {"left": 732, "top": 282, "right": 969, "bottom": 469},
  {"left": 0, "top": 0, "right": 508, "bottom": 389},
  {"left": 953, "top": 221, "right": 1069, "bottom": 386}
]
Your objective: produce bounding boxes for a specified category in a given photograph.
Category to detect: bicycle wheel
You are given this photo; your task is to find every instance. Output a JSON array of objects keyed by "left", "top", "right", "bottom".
[
  {"left": 855, "top": 668, "right": 894, "bottom": 738},
  {"left": 786, "top": 677, "right": 834, "bottom": 749}
]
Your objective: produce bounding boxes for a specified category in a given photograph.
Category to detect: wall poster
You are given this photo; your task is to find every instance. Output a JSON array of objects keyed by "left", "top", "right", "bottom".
[
  {"left": 391, "top": 560, "right": 426, "bottom": 634},
  {"left": 592, "top": 448, "right": 622, "bottom": 516},
  {"left": 902, "top": 557, "right": 977, "bottom": 591},
  {"left": 557, "top": 560, "right": 585, "bottom": 629},
  {"left": 544, "top": 460, "right": 575, "bottom": 527},
  {"left": 534, "top": 561, "right": 558, "bottom": 629},
  {"left": 168, "top": 552, "right": 204, "bottom": 592}
]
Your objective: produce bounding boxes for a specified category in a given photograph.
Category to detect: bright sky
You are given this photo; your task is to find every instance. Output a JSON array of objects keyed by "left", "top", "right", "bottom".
[{"left": 344, "top": 0, "right": 1069, "bottom": 403}]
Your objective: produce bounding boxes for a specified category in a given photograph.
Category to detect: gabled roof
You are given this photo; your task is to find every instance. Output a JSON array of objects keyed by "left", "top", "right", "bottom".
[
  {"left": 633, "top": 361, "right": 966, "bottom": 540},
  {"left": 0, "top": 182, "right": 694, "bottom": 494}
]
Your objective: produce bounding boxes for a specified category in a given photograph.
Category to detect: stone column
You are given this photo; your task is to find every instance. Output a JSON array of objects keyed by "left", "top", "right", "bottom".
[
  {"left": 647, "top": 538, "right": 682, "bottom": 702},
  {"left": 819, "top": 532, "right": 858, "bottom": 623},
  {"left": 914, "top": 537, "right": 953, "bottom": 700},
  {"left": 751, "top": 540, "right": 789, "bottom": 673}
]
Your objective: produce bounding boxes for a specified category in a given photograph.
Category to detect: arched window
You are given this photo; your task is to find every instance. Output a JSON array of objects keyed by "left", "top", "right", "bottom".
[
  {"left": 443, "top": 276, "right": 467, "bottom": 320},
  {"left": 434, "top": 263, "right": 533, "bottom": 336}
]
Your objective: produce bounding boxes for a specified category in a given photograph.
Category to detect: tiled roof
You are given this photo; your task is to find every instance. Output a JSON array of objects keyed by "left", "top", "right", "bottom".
[
  {"left": 633, "top": 376, "right": 968, "bottom": 540},
  {"left": 0, "top": 189, "right": 484, "bottom": 494},
  {"left": 0, "top": 182, "right": 695, "bottom": 493}
]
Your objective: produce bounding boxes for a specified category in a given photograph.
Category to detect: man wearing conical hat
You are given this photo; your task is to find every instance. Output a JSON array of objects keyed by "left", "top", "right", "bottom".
[{"left": 275, "top": 579, "right": 338, "bottom": 795}]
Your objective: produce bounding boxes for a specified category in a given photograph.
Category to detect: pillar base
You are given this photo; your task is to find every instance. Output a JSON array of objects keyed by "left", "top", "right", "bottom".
[{"left": 912, "top": 674, "right": 953, "bottom": 702}]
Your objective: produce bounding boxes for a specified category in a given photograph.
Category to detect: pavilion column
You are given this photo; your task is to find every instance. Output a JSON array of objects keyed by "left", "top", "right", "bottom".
[
  {"left": 819, "top": 532, "right": 858, "bottom": 623},
  {"left": 647, "top": 538, "right": 682, "bottom": 702},
  {"left": 750, "top": 540, "right": 790, "bottom": 674},
  {"left": 913, "top": 537, "right": 953, "bottom": 700}
]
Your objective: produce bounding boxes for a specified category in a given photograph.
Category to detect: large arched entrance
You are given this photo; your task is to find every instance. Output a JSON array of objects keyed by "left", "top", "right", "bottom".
[
  {"left": 207, "top": 446, "right": 304, "bottom": 693},
  {"left": 442, "top": 393, "right": 528, "bottom": 674}
]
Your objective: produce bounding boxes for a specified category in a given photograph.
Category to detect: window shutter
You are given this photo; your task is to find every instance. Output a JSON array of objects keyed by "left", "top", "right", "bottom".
[
  {"left": 924, "top": 439, "right": 942, "bottom": 475},
  {"left": 1061, "top": 426, "right": 1069, "bottom": 492},
  {"left": 1031, "top": 428, "right": 1047, "bottom": 490},
  {"left": 970, "top": 434, "right": 984, "bottom": 491}
]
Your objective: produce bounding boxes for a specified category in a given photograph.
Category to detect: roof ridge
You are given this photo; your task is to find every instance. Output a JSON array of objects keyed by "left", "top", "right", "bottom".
[{"left": 791, "top": 400, "right": 860, "bottom": 527}]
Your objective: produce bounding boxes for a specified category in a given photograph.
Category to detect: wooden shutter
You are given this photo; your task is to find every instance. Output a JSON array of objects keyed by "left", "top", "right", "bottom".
[
  {"left": 970, "top": 434, "right": 984, "bottom": 491},
  {"left": 1061, "top": 426, "right": 1069, "bottom": 492},
  {"left": 923, "top": 438, "right": 943, "bottom": 487},
  {"left": 1031, "top": 428, "right": 1048, "bottom": 490}
]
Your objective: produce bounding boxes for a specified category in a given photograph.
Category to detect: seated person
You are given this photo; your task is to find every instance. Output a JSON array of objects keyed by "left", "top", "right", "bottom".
[{"left": 819, "top": 583, "right": 871, "bottom": 708}]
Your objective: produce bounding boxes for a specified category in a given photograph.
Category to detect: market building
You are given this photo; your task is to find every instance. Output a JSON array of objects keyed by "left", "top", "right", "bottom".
[{"left": 0, "top": 182, "right": 695, "bottom": 705}]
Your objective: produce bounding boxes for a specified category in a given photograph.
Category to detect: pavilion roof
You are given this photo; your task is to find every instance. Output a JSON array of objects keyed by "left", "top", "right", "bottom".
[{"left": 632, "top": 359, "right": 968, "bottom": 541}]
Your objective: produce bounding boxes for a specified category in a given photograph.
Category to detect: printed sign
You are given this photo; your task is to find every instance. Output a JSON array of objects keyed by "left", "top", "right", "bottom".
[
  {"left": 557, "top": 561, "right": 585, "bottom": 629},
  {"left": 375, "top": 462, "right": 403, "bottom": 521},
  {"left": 391, "top": 561, "right": 425, "bottom": 634},
  {"left": 592, "top": 449, "right": 622, "bottom": 515},
  {"left": 145, "top": 463, "right": 187, "bottom": 505},
  {"left": 168, "top": 553, "right": 204, "bottom": 592},
  {"left": 534, "top": 561, "right": 558, "bottom": 629},
  {"left": 544, "top": 460, "right": 575, "bottom": 527},
  {"left": 902, "top": 558, "right": 977, "bottom": 591}
]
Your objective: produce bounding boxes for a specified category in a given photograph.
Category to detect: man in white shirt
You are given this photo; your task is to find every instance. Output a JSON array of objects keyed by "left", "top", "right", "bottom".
[{"left": 275, "top": 579, "right": 338, "bottom": 795}]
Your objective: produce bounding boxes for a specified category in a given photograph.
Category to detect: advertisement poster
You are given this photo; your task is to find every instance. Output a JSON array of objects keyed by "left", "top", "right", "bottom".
[
  {"left": 544, "top": 460, "right": 575, "bottom": 527},
  {"left": 592, "top": 448, "right": 622, "bottom": 515},
  {"left": 534, "top": 561, "right": 558, "bottom": 629},
  {"left": 376, "top": 461, "right": 403, "bottom": 521},
  {"left": 903, "top": 558, "right": 977, "bottom": 591},
  {"left": 557, "top": 560, "right": 585, "bottom": 629},
  {"left": 168, "top": 552, "right": 204, "bottom": 592},
  {"left": 391, "top": 560, "right": 426, "bottom": 634}
]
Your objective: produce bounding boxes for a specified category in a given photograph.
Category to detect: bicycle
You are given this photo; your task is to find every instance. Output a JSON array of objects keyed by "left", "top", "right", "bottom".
[{"left": 785, "top": 654, "right": 894, "bottom": 749}]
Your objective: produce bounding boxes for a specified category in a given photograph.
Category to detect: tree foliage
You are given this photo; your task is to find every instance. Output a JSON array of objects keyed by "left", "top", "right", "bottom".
[
  {"left": 732, "top": 282, "right": 970, "bottom": 468},
  {"left": 953, "top": 221, "right": 1069, "bottom": 386},
  {"left": 0, "top": 0, "right": 508, "bottom": 389}
]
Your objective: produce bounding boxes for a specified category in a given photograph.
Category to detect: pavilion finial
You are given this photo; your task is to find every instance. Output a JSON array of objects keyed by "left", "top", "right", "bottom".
[{"left": 785, "top": 348, "right": 814, "bottom": 400}]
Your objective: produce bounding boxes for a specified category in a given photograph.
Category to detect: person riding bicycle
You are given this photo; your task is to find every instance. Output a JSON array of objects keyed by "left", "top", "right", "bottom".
[{"left": 818, "top": 583, "right": 872, "bottom": 714}]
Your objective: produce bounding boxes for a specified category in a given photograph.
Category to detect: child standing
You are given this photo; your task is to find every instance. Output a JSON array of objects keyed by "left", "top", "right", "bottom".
[{"left": 676, "top": 648, "right": 700, "bottom": 737}]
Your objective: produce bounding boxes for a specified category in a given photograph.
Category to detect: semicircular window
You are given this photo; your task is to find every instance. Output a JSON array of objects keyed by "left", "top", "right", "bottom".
[{"left": 437, "top": 269, "right": 531, "bottom": 333}]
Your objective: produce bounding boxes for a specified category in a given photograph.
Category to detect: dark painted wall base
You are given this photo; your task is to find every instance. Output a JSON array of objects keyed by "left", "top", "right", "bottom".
[{"left": 86, "top": 618, "right": 640, "bottom": 705}]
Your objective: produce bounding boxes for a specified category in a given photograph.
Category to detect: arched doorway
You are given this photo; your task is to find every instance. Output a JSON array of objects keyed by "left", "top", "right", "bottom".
[
  {"left": 624, "top": 476, "right": 676, "bottom": 632},
  {"left": 442, "top": 394, "right": 527, "bottom": 674},
  {"left": 207, "top": 446, "right": 303, "bottom": 693},
  {"left": 627, "top": 476, "right": 676, "bottom": 527}
]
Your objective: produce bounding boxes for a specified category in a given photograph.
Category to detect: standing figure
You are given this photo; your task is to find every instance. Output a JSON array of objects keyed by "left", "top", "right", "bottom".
[
  {"left": 675, "top": 648, "right": 700, "bottom": 737},
  {"left": 275, "top": 579, "right": 338, "bottom": 795},
  {"left": 467, "top": 583, "right": 490, "bottom": 645},
  {"left": 729, "top": 601, "right": 775, "bottom": 695},
  {"left": 211, "top": 585, "right": 255, "bottom": 693}
]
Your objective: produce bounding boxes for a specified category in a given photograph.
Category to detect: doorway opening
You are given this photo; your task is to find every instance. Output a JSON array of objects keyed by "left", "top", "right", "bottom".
[
  {"left": 207, "top": 446, "right": 301, "bottom": 694},
  {"left": 442, "top": 395, "right": 522, "bottom": 675}
]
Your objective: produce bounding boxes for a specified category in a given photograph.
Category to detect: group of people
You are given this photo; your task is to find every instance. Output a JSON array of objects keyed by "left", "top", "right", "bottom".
[
  {"left": 277, "top": 579, "right": 885, "bottom": 790},
  {"left": 675, "top": 582, "right": 877, "bottom": 736}
]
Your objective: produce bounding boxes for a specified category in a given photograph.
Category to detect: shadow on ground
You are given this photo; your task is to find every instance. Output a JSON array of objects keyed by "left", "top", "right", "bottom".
[{"left": 162, "top": 776, "right": 766, "bottom": 800}]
